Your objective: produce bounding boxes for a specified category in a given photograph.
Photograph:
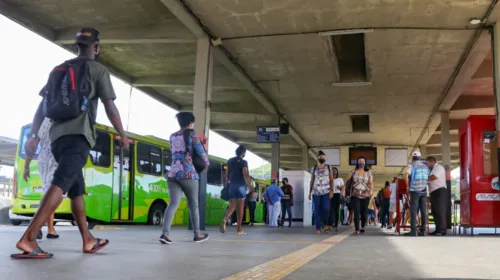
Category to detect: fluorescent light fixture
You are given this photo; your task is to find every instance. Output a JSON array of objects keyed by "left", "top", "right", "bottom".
[
  {"left": 318, "top": 29, "right": 374, "bottom": 36},
  {"left": 470, "top": 18, "right": 482, "bottom": 25},
  {"left": 331, "top": 82, "right": 372, "bottom": 87}
]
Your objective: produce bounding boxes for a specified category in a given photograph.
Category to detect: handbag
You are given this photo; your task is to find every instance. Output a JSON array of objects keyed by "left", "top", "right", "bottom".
[{"left": 183, "top": 129, "right": 207, "bottom": 174}]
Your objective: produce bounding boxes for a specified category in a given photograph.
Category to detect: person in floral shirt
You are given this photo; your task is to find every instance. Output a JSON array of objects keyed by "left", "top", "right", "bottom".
[{"left": 159, "top": 112, "right": 210, "bottom": 245}]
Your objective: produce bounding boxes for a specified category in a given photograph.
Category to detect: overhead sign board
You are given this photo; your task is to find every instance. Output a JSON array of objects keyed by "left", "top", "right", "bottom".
[{"left": 256, "top": 126, "right": 280, "bottom": 143}]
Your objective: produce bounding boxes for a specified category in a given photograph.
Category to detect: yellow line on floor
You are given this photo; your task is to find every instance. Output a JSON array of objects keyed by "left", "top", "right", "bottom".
[
  {"left": 92, "top": 225, "right": 125, "bottom": 230},
  {"left": 222, "top": 231, "right": 350, "bottom": 280}
]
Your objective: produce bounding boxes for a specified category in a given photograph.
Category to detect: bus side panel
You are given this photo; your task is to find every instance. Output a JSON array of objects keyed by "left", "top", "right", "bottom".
[
  {"left": 132, "top": 173, "right": 171, "bottom": 223},
  {"left": 83, "top": 131, "right": 114, "bottom": 223},
  {"left": 204, "top": 184, "right": 228, "bottom": 225}
]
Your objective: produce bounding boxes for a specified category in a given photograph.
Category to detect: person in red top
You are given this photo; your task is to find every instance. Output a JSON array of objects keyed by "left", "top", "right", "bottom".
[{"left": 280, "top": 178, "right": 294, "bottom": 227}]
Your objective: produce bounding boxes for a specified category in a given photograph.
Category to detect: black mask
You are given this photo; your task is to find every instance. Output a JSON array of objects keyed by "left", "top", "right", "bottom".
[{"left": 318, "top": 158, "right": 326, "bottom": 164}]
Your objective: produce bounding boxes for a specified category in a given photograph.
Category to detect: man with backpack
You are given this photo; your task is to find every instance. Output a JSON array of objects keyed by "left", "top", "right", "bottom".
[
  {"left": 404, "top": 151, "right": 429, "bottom": 236},
  {"left": 12, "top": 28, "right": 129, "bottom": 259}
]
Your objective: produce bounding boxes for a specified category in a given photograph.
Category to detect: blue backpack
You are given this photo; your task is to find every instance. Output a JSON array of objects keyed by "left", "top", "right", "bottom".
[{"left": 410, "top": 161, "right": 429, "bottom": 193}]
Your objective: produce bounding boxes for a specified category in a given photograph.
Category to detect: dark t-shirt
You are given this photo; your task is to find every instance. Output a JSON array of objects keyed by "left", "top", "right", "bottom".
[
  {"left": 227, "top": 156, "right": 248, "bottom": 186},
  {"left": 227, "top": 157, "right": 248, "bottom": 185}
]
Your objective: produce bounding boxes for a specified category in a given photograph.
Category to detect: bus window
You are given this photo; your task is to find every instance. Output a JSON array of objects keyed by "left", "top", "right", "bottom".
[
  {"left": 89, "top": 131, "right": 111, "bottom": 167},
  {"left": 137, "top": 142, "right": 162, "bottom": 176},
  {"left": 207, "top": 160, "right": 222, "bottom": 185},
  {"left": 150, "top": 146, "right": 162, "bottom": 176},
  {"left": 163, "top": 149, "right": 172, "bottom": 174},
  {"left": 18, "top": 126, "right": 41, "bottom": 160}
]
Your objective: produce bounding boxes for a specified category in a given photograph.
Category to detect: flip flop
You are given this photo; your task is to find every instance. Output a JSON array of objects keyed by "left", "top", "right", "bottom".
[
  {"left": 83, "top": 238, "right": 109, "bottom": 254},
  {"left": 237, "top": 231, "right": 248, "bottom": 236},
  {"left": 11, "top": 246, "right": 53, "bottom": 259}
]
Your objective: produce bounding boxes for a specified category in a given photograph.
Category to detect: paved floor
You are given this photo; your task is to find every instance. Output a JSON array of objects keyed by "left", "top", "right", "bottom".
[{"left": 1, "top": 223, "right": 499, "bottom": 280}]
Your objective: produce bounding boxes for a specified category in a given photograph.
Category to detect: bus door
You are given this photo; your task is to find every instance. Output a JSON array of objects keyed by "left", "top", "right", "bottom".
[{"left": 112, "top": 138, "right": 134, "bottom": 221}]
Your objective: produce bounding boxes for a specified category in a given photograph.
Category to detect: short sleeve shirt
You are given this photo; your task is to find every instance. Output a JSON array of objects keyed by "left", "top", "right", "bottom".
[
  {"left": 351, "top": 170, "right": 372, "bottom": 198},
  {"left": 333, "top": 178, "right": 344, "bottom": 194},
  {"left": 311, "top": 165, "right": 331, "bottom": 196},
  {"left": 44, "top": 59, "right": 117, "bottom": 147},
  {"left": 227, "top": 157, "right": 248, "bottom": 186},
  {"left": 429, "top": 163, "right": 446, "bottom": 193}
]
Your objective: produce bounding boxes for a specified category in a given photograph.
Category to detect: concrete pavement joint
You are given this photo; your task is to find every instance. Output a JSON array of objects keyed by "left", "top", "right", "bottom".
[{"left": 222, "top": 230, "right": 351, "bottom": 280}]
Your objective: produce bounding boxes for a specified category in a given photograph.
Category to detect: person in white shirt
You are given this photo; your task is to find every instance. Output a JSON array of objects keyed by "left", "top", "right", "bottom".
[
  {"left": 327, "top": 167, "right": 344, "bottom": 232},
  {"left": 388, "top": 182, "right": 397, "bottom": 228},
  {"left": 426, "top": 156, "right": 447, "bottom": 236}
]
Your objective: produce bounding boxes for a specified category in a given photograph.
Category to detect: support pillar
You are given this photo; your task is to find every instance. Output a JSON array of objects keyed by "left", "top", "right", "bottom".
[
  {"left": 302, "top": 147, "right": 309, "bottom": 171},
  {"left": 493, "top": 22, "right": 500, "bottom": 178},
  {"left": 419, "top": 145, "right": 427, "bottom": 158},
  {"left": 271, "top": 116, "right": 280, "bottom": 182},
  {"left": 189, "top": 38, "right": 213, "bottom": 231},
  {"left": 440, "top": 111, "right": 452, "bottom": 229}
]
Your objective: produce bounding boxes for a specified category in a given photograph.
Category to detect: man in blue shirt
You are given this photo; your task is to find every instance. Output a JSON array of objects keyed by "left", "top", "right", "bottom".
[{"left": 263, "top": 179, "right": 284, "bottom": 227}]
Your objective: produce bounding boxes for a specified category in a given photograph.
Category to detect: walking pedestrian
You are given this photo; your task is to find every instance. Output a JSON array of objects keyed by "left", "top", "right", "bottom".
[
  {"left": 347, "top": 157, "right": 373, "bottom": 236},
  {"left": 159, "top": 112, "right": 210, "bottom": 244},
  {"left": 308, "top": 150, "right": 334, "bottom": 235}
]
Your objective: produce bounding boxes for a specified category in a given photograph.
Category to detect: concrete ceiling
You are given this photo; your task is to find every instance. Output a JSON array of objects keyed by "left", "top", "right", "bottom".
[{"left": 0, "top": 0, "right": 497, "bottom": 173}]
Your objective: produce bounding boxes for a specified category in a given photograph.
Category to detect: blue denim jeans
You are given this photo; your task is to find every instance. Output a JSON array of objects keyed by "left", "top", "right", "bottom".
[{"left": 313, "top": 193, "right": 330, "bottom": 230}]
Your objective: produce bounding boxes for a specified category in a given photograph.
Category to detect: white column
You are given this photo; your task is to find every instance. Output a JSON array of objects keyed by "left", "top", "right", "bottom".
[{"left": 440, "top": 112, "right": 451, "bottom": 167}]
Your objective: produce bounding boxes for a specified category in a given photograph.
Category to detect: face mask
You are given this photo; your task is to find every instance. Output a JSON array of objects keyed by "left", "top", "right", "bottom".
[
  {"left": 358, "top": 163, "right": 365, "bottom": 168},
  {"left": 318, "top": 158, "right": 326, "bottom": 164},
  {"left": 332, "top": 171, "right": 338, "bottom": 177}
]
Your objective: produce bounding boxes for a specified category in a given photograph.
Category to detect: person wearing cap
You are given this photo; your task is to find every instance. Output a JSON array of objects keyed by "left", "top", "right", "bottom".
[
  {"left": 308, "top": 150, "right": 334, "bottom": 235},
  {"left": 15, "top": 27, "right": 128, "bottom": 258},
  {"left": 404, "top": 151, "right": 429, "bottom": 236}
]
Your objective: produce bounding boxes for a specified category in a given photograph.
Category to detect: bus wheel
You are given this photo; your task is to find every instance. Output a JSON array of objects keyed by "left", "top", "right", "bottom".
[
  {"left": 148, "top": 204, "right": 166, "bottom": 226},
  {"left": 10, "top": 219, "right": 22, "bottom": 226}
]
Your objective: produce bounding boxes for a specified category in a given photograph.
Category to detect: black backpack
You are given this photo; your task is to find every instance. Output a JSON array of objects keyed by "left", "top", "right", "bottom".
[{"left": 42, "top": 58, "right": 91, "bottom": 122}]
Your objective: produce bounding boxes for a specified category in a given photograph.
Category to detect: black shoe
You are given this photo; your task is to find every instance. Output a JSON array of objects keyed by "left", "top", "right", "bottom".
[
  {"left": 387, "top": 226, "right": 393, "bottom": 230},
  {"left": 37, "top": 230, "right": 43, "bottom": 240},
  {"left": 360, "top": 229, "right": 365, "bottom": 234},
  {"left": 288, "top": 223, "right": 292, "bottom": 228},
  {"left": 46, "top": 233, "right": 59, "bottom": 239},
  {"left": 418, "top": 231, "right": 425, "bottom": 236},
  {"left": 194, "top": 233, "right": 209, "bottom": 243},
  {"left": 159, "top": 234, "right": 172, "bottom": 244}
]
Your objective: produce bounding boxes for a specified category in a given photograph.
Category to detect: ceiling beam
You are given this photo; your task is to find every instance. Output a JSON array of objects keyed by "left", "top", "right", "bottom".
[
  {"left": 131, "top": 75, "right": 244, "bottom": 90},
  {"left": 54, "top": 24, "right": 196, "bottom": 45},
  {"left": 236, "top": 137, "right": 301, "bottom": 147},
  {"left": 450, "top": 95, "right": 494, "bottom": 111},
  {"left": 0, "top": 2, "right": 56, "bottom": 43},
  {"left": 180, "top": 103, "right": 271, "bottom": 116},
  {"left": 250, "top": 148, "right": 303, "bottom": 156},
  {"left": 159, "top": 0, "right": 310, "bottom": 152},
  {"left": 433, "top": 155, "right": 460, "bottom": 162},
  {"left": 426, "top": 134, "right": 459, "bottom": 145},
  {"left": 471, "top": 56, "right": 492, "bottom": 79},
  {"left": 411, "top": 30, "right": 491, "bottom": 153},
  {"left": 212, "top": 123, "right": 266, "bottom": 133},
  {"left": 425, "top": 146, "right": 459, "bottom": 156},
  {"left": 435, "top": 119, "right": 465, "bottom": 132}
]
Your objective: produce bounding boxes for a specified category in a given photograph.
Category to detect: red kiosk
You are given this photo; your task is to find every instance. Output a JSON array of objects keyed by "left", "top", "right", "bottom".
[{"left": 458, "top": 115, "right": 500, "bottom": 235}]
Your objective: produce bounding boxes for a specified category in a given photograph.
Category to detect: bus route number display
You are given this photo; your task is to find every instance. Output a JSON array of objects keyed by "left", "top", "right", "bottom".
[{"left": 257, "top": 126, "right": 280, "bottom": 143}]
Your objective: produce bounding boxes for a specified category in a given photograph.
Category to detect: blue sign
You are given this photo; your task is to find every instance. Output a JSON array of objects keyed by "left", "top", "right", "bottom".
[{"left": 256, "top": 127, "right": 280, "bottom": 143}]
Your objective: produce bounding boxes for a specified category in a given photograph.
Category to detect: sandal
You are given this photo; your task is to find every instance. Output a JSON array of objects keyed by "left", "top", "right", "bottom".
[
  {"left": 220, "top": 220, "right": 227, "bottom": 234},
  {"left": 316, "top": 230, "right": 321, "bottom": 235},
  {"left": 237, "top": 230, "right": 248, "bottom": 236},
  {"left": 11, "top": 246, "right": 53, "bottom": 259},
  {"left": 83, "top": 238, "right": 109, "bottom": 254}
]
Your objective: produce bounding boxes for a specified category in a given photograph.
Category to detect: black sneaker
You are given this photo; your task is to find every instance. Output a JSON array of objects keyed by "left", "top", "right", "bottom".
[
  {"left": 193, "top": 233, "right": 209, "bottom": 243},
  {"left": 159, "top": 234, "right": 172, "bottom": 245},
  {"left": 37, "top": 230, "right": 43, "bottom": 240}
]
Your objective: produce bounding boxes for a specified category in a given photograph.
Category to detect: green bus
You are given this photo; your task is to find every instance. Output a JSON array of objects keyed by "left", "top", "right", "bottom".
[{"left": 10, "top": 123, "right": 266, "bottom": 228}]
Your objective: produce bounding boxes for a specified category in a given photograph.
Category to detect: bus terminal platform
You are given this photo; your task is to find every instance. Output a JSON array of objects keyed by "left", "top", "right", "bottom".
[{"left": 0, "top": 224, "right": 498, "bottom": 280}]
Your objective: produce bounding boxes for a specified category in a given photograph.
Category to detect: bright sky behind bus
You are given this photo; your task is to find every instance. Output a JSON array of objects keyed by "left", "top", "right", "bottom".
[{"left": 0, "top": 15, "right": 268, "bottom": 177}]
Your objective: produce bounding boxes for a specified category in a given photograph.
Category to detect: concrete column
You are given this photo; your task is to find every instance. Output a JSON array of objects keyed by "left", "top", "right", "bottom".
[
  {"left": 493, "top": 22, "right": 500, "bottom": 177},
  {"left": 302, "top": 147, "right": 309, "bottom": 171},
  {"left": 440, "top": 111, "right": 452, "bottom": 230},
  {"left": 440, "top": 112, "right": 451, "bottom": 167},
  {"left": 271, "top": 116, "right": 280, "bottom": 181},
  {"left": 190, "top": 38, "right": 213, "bottom": 231}
]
